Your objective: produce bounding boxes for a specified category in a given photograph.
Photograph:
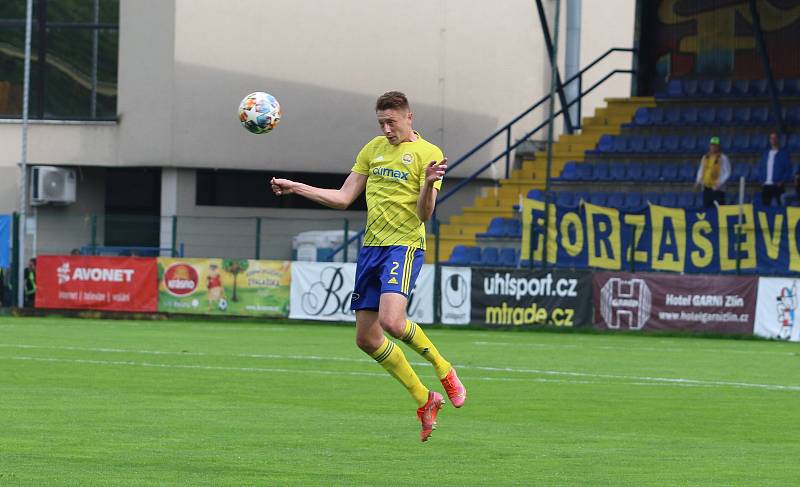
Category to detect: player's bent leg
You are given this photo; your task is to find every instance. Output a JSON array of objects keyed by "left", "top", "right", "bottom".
[
  {"left": 356, "top": 310, "right": 429, "bottom": 408},
  {"left": 354, "top": 309, "right": 384, "bottom": 354},
  {"left": 378, "top": 294, "right": 467, "bottom": 407}
]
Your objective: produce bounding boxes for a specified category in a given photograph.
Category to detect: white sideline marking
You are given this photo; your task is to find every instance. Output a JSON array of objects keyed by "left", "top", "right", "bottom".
[
  {"left": 472, "top": 340, "right": 798, "bottom": 356},
  {"left": 1, "top": 343, "right": 799, "bottom": 392},
  {"left": 3, "top": 355, "right": 595, "bottom": 386}
]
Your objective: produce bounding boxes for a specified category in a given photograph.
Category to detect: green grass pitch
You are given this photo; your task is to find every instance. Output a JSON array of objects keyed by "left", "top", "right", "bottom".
[{"left": 1, "top": 316, "right": 799, "bottom": 486}]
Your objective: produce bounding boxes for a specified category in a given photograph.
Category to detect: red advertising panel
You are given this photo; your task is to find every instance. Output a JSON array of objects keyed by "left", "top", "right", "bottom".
[
  {"left": 36, "top": 256, "right": 158, "bottom": 312},
  {"left": 592, "top": 272, "right": 757, "bottom": 335}
]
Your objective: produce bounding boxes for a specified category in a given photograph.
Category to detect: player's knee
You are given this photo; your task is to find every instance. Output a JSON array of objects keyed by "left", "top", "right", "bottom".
[
  {"left": 355, "top": 334, "right": 380, "bottom": 354},
  {"left": 379, "top": 316, "right": 405, "bottom": 339}
]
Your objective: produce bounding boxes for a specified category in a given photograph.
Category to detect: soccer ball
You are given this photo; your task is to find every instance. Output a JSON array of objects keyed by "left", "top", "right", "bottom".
[
  {"left": 238, "top": 91, "right": 281, "bottom": 134},
  {"left": 218, "top": 298, "right": 228, "bottom": 311}
]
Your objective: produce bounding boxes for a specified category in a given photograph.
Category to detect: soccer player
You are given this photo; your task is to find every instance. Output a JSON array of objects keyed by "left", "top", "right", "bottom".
[{"left": 270, "top": 91, "right": 466, "bottom": 441}]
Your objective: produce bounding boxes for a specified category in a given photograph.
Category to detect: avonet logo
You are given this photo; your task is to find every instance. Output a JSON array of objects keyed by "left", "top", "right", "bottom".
[
  {"left": 163, "top": 263, "right": 199, "bottom": 296},
  {"left": 372, "top": 167, "right": 409, "bottom": 181},
  {"left": 56, "top": 262, "right": 135, "bottom": 284}
]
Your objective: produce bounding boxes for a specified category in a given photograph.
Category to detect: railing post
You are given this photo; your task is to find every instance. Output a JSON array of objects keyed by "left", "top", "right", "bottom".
[
  {"left": 433, "top": 217, "right": 441, "bottom": 323},
  {"left": 255, "top": 217, "right": 262, "bottom": 260},
  {"left": 505, "top": 126, "right": 511, "bottom": 179},
  {"left": 90, "top": 214, "right": 97, "bottom": 255},
  {"left": 343, "top": 219, "right": 349, "bottom": 262},
  {"left": 577, "top": 73, "right": 583, "bottom": 129},
  {"left": 630, "top": 224, "right": 636, "bottom": 273},
  {"left": 528, "top": 208, "right": 536, "bottom": 270},
  {"left": 10, "top": 212, "right": 19, "bottom": 307},
  {"left": 171, "top": 215, "right": 178, "bottom": 257},
  {"left": 735, "top": 224, "right": 742, "bottom": 276}
]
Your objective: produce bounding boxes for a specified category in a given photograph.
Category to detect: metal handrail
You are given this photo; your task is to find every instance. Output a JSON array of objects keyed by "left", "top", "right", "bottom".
[
  {"left": 445, "top": 47, "right": 635, "bottom": 178},
  {"left": 438, "top": 67, "right": 635, "bottom": 206},
  {"left": 325, "top": 48, "right": 636, "bottom": 262}
]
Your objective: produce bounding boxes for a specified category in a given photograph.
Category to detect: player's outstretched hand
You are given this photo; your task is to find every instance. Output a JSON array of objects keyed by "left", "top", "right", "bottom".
[
  {"left": 425, "top": 158, "right": 447, "bottom": 184},
  {"left": 270, "top": 177, "right": 296, "bottom": 196}
]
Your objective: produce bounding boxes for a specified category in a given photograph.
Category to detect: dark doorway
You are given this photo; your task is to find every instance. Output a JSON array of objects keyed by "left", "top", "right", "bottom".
[{"left": 104, "top": 167, "right": 161, "bottom": 249}]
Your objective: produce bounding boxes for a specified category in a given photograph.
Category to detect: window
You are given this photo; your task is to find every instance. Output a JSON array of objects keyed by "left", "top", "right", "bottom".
[
  {"left": 0, "top": 0, "right": 119, "bottom": 120},
  {"left": 196, "top": 169, "right": 368, "bottom": 211}
]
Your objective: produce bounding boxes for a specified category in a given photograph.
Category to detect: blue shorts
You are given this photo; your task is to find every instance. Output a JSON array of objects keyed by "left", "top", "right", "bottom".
[{"left": 350, "top": 245, "right": 424, "bottom": 311}]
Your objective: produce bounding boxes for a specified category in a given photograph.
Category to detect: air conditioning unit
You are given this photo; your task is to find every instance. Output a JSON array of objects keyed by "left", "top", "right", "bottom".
[{"left": 31, "top": 166, "right": 77, "bottom": 205}]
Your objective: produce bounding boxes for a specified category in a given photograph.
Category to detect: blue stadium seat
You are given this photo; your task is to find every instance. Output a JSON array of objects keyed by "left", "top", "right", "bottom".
[
  {"left": 609, "top": 162, "right": 627, "bottom": 181},
  {"left": 731, "top": 162, "right": 750, "bottom": 182},
  {"left": 527, "top": 188, "right": 544, "bottom": 200},
  {"left": 446, "top": 245, "right": 481, "bottom": 265},
  {"left": 719, "top": 134, "right": 733, "bottom": 151},
  {"left": 613, "top": 136, "right": 629, "bottom": 153},
  {"left": 556, "top": 191, "right": 576, "bottom": 207},
  {"left": 698, "top": 106, "right": 715, "bottom": 124},
  {"left": 648, "top": 107, "right": 664, "bottom": 125},
  {"left": 773, "top": 79, "right": 785, "bottom": 96},
  {"left": 623, "top": 192, "right": 643, "bottom": 211},
  {"left": 732, "top": 133, "right": 751, "bottom": 153},
  {"left": 733, "top": 79, "right": 750, "bottom": 97},
  {"left": 677, "top": 191, "right": 697, "bottom": 209},
  {"left": 498, "top": 248, "right": 518, "bottom": 268},
  {"left": 665, "top": 106, "right": 681, "bottom": 125},
  {"left": 789, "top": 134, "right": 800, "bottom": 152},
  {"left": 576, "top": 163, "right": 594, "bottom": 181},
  {"left": 479, "top": 247, "right": 500, "bottom": 267},
  {"left": 662, "top": 135, "right": 680, "bottom": 152},
  {"left": 660, "top": 192, "right": 678, "bottom": 207},
  {"left": 683, "top": 79, "right": 699, "bottom": 97},
  {"left": 699, "top": 80, "right": 715, "bottom": 97},
  {"left": 679, "top": 134, "right": 698, "bottom": 153},
  {"left": 751, "top": 106, "right": 769, "bottom": 125},
  {"left": 749, "top": 134, "right": 768, "bottom": 152},
  {"left": 682, "top": 106, "right": 699, "bottom": 124},
  {"left": 628, "top": 135, "right": 646, "bottom": 153},
  {"left": 643, "top": 192, "right": 661, "bottom": 205},
  {"left": 558, "top": 161, "right": 578, "bottom": 181},
  {"left": 506, "top": 219, "right": 522, "bottom": 239},
  {"left": 666, "top": 80, "right": 683, "bottom": 97},
  {"left": 596, "top": 134, "right": 615, "bottom": 153},
  {"left": 631, "top": 107, "right": 650, "bottom": 126},
  {"left": 784, "top": 79, "right": 800, "bottom": 96},
  {"left": 787, "top": 106, "right": 800, "bottom": 124},
  {"left": 679, "top": 161, "right": 697, "bottom": 182},
  {"left": 751, "top": 79, "right": 768, "bottom": 96},
  {"left": 715, "top": 79, "right": 732, "bottom": 97},
  {"left": 716, "top": 107, "right": 733, "bottom": 125},
  {"left": 574, "top": 191, "right": 591, "bottom": 205},
  {"left": 645, "top": 135, "right": 663, "bottom": 152},
  {"left": 589, "top": 192, "right": 609, "bottom": 206},
  {"left": 594, "top": 162, "right": 611, "bottom": 180},
  {"left": 661, "top": 163, "right": 680, "bottom": 182},
  {"left": 477, "top": 217, "right": 508, "bottom": 238},
  {"left": 733, "top": 106, "right": 751, "bottom": 125},
  {"left": 643, "top": 164, "right": 661, "bottom": 181},
  {"left": 607, "top": 192, "right": 626, "bottom": 208},
  {"left": 627, "top": 162, "right": 644, "bottom": 181}
]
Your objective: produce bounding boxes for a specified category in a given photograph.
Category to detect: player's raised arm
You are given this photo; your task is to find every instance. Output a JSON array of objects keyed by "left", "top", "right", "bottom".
[
  {"left": 417, "top": 157, "right": 447, "bottom": 222},
  {"left": 270, "top": 171, "right": 367, "bottom": 210}
]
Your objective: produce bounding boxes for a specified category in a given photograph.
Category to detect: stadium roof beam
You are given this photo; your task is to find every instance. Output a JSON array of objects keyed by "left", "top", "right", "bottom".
[{"left": 534, "top": 0, "right": 574, "bottom": 135}]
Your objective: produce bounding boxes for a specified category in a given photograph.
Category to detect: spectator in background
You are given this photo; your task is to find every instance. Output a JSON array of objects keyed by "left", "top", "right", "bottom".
[
  {"left": 781, "top": 167, "right": 800, "bottom": 207},
  {"left": 24, "top": 258, "right": 36, "bottom": 307},
  {"left": 757, "top": 131, "right": 792, "bottom": 206},
  {"left": 695, "top": 136, "right": 731, "bottom": 208}
]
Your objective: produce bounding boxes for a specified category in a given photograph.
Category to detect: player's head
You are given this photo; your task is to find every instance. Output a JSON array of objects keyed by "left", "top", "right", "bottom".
[
  {"left": 376, "top": 91, "right": 413, "bottom": 145},
  {"left": 769, "top": 131, "right": 780, "bottom": 148}
]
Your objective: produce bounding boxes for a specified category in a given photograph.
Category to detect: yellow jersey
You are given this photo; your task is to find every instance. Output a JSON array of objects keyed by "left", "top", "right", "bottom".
[{"left": 351, "top": 132, "right": 443, "bottom": 250}]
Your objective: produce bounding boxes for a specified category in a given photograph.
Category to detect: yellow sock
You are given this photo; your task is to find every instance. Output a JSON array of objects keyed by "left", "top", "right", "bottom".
[
  {"left": 401, "top": 320, "right": 452, "bottom": 380},
  {"left": 370, "top": 338, "right": 429, "bottom": 407}
]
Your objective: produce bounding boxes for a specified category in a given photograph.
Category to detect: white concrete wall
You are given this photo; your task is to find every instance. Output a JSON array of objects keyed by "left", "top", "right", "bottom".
[{"left": 0, "top": 0, "right": 636, "bottom": 217}]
